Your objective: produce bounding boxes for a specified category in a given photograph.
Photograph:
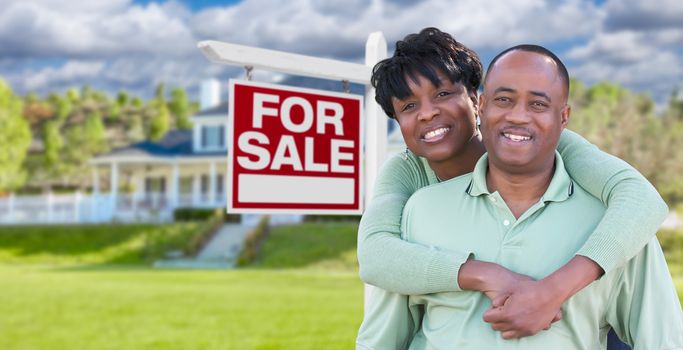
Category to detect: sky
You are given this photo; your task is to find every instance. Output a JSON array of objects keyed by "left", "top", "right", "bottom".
[{"left": 0, "top": 0, "right": 681, "bottom": 106}]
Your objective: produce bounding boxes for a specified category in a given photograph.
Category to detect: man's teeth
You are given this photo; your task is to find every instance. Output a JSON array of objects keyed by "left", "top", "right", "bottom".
[
  {"left": 424, "top": 127, "right": 449, "bottom": 140},
  {"left": 503, "top": 133, "right": 531, "bottom": 142}
]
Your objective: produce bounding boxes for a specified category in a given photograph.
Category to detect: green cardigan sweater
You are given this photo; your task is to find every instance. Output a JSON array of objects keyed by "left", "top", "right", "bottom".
[{"left": 357, "top": 129, "right": 669, "bottom": 294}]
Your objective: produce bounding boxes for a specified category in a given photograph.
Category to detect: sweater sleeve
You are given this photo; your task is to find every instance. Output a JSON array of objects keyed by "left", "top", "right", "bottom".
[
  {"left": 557, "top": 129, "right": 669, "bottom": 273},
  {"left": 357, "top": 153, "right": 471, "bottom": 294}
]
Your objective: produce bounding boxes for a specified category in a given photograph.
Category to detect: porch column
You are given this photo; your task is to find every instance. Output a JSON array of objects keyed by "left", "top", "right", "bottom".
[
  {"left": 92, "top": 166, "right": 100, "bottom": 195},
  {"left": 110, "top": 162, "right": 118, "bottom": 209},
  {"left": 170, "top": 161, "right": 180, "bottom": 209},
  {"left": 209, "top": 161, "right": 216, "bottom": 205},
  {"left": 192, "top": 173, "right": 200, "bottom": 206}
]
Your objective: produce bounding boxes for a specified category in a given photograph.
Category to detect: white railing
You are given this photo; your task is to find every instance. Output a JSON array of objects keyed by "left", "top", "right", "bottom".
[{"left": 0, "top": 192, "right": 228, "bottom": 224}]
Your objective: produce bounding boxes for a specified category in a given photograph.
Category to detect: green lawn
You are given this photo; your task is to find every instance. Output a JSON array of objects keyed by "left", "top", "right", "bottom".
[
  {"left": 0, "top": 223, "right": 681, "bottom": 349},
  {"left": 0, "top": 266, "right": 363, "bottom": 350},
  {"left": 0, "top": 222, "right": 364, "bottom": 350},
  {"left": 0, "top": 223, "right": 206, "bottom": 265}
]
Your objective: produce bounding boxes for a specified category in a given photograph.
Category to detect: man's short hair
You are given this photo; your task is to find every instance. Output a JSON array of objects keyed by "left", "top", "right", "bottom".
[
  {"left": 485, "top": 44, "right": 570, "bottom": 98},
  {"left": 371, "top": 27, "right": 483, "bottom": 119}
]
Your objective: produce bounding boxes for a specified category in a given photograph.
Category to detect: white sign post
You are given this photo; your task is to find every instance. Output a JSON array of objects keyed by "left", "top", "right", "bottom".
[
  {"left": 197, "top": 34, "right": 387, "bottom": 203},
  {"left": 198, "top": 33, "right": 388, "bottom": 314}
]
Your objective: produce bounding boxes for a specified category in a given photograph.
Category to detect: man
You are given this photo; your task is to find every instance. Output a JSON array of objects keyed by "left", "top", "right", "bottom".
[{"left": 395, "top": 46, "right": 682, "bottom": 349}]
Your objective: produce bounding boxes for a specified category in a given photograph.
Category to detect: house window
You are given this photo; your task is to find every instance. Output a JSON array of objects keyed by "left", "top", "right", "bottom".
[
  {"left": 201, "top": 125, "right": 225, "bottom": 150},
  {"left": 144, "top": 177, "right": 166, "bottom": 193},
  {"left": 200, "top": 175, "right": 210, "bottom": 195}
]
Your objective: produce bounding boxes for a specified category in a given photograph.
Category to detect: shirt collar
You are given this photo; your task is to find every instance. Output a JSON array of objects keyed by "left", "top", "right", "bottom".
[{"left": 467, "top": 151, "right": 573, "bottom": 203}]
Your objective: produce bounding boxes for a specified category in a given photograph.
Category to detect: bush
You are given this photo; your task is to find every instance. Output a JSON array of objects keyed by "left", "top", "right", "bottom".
[
  {"left": 173, "top": 208, "right": 240, "bottom": 223},
  {"left": 303, "top": 215, "right": 360, "bottom": 223},
  {"left": 236, "top": 216, "right": 271, "bottom": 266},
  {"left": 184, "top": 216, "right": 224, "bottom": 256}
]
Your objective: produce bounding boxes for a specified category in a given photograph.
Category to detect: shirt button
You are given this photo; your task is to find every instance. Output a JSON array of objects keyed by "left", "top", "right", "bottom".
[
  {"left": 489, "top": 197, "right": 496, "bottom": 203},
  {"left": 503, "top": 220, "right": 510, "bottom": 226}
]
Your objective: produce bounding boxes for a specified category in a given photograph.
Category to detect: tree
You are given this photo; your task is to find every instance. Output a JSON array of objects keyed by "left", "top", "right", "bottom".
[
  {"left": 155, "top": 82, "right": 166, "bottom": 103},
  {"left": 0, "top": 80, "right": 31, "bottom": 192},
  {"left": 66, "top": 88, "right": 80, "bottom": 104},
  {"left": 131, "top": 97, "right": 143, "bottom": 109},
  {"left": 43, "top": 120, "right": 63, "bottom": 166},
  {"left": 84, "top": 111, "right": 108, "bottom": 154},
  {"left": 48, "top": 93, "right": 72, "bottom": 124},
  {"left": 148, "top": 99, "right": 169, "bottom": 141},
  {"left": 169, "top": 87, "right": 192, "bottom": 129},
  {"left": 116, "top": 91, "right": 129, "bottom": 107}
]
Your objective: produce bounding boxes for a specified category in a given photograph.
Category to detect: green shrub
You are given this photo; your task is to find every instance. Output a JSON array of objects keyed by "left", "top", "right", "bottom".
[
  {"left": 236, "top": 216, "right": 270, "bottom": 266},
  {"left": 173, "top": 208, "right": 240, "bottom": 222},
  {"left": 303, "top": 214, "right": 360, "bottom": 223},
  {"left": 184, "top": 216, "right": 224, "bottom": 256}
]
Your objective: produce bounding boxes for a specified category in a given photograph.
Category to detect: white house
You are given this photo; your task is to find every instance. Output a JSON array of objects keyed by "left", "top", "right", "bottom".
[
  {"left": 0, "top": 79, "right": 405, "bottom": 224},
  {"left": 87, "top": 79, "right": 230, "bottom": 222}
]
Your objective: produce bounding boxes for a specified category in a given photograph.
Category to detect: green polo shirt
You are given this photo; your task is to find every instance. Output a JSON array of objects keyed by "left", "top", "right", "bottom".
[{"left": 395, "top": 153, "right": 683, "bottom": 350}]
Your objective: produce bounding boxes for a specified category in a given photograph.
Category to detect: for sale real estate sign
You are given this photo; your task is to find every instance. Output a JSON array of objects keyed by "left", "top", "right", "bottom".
[{"left": 227, "top": 80, "right": 363, "bottom": 214}]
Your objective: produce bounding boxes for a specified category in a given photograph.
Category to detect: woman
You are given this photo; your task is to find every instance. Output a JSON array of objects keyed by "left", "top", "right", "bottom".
[{"left": 357, "top": 28, "right": 664, "bottom": 349}]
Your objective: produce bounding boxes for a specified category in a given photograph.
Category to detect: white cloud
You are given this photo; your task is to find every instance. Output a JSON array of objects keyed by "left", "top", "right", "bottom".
[
  {"left": 19, "top": 60, "right": 105, "bottom": 91},
  {"left": 604, "top": 0, "right": 683, "bottom": 31},
  {"left": 566, "top": 31, "right": 657, "bottom": 64},
  {"left": 0, "top": 0, "right": 679, "bottom": 107},
  {"left": 0, "top": 0, "right": 195, "bottom": 58},
  {"left": 571, "top": 51, "right": 682, "bottom": 104},
  {"left": 190, "top": 0, "right": 602, "bottom": 57}
]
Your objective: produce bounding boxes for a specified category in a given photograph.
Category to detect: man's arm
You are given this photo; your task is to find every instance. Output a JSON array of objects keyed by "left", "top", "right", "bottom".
[
  {"left": 358, "top": 153, "right": 471, "bottom": 294},
  {"left": 606, "top": 238, "right": 683, "bottom": 349}
]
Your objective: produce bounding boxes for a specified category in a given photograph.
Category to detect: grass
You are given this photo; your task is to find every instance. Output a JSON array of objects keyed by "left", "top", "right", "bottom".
[
  {"left": 0, "top": 222, "right": 363, "bottom": 350},
  {"left": 0, "top": 223, "right": 206, "bottom": 265},
  {"left": 0, "top": 266, "right": 363, "bottom": 350},
  {"left": 250, "top": 222, "right": 359, "bottom": 271},
  {"left": 659, "top": 228, "right": 683, "bottom": 300},
  {"left": 0, "top": 222, "right": 681, "bottom": 349}
]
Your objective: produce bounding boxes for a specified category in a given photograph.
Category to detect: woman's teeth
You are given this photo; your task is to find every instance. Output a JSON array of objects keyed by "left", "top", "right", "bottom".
[{"left": 424, "top": 127, "right": 450, "bottom": 140}]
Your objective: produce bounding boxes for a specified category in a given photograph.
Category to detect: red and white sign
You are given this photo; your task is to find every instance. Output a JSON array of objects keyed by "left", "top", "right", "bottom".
[{"left": 227, "top": 80, "right": 363, "bottom": 214}]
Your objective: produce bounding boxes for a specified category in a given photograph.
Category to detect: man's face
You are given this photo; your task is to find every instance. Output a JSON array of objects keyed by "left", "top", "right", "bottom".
[
  {"left": 479, "top": 50, "right": 570, "bottom": 175},
  {"left": 391, "top": 71, "right": 478, "bottom": 164}
]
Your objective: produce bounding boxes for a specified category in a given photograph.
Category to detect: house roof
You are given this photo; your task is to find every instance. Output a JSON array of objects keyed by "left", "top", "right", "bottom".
[
  {"left": 193, "top": 101, "right": 229, "bottom": 118},
  {"left": 94, "top": 130, "right": 225, "bottom": 160}
]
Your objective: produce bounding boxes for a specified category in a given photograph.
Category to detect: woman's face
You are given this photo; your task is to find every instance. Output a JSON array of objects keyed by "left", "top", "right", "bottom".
[{"left": 391, "top": 71, "right": 478, "bottom": 163}]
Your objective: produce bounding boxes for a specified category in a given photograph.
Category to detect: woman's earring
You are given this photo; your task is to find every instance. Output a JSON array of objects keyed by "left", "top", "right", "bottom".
[
  {"left": 476, "top": 115, "right": 481, "bottom": 127},
  {"left": 403, "top": 147, "right": 409, "bottom": 160}
]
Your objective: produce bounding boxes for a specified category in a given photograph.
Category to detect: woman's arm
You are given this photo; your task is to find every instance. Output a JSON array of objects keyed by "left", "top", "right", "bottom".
[
  {"left": 357, "top": 153, "right": 471, "bottom": 294},
  {"left": 559, "top": 128, "right": 669, "bottom": 272},
  {"left": 481, "top": 129, "right": 669, "bottom": 338}
]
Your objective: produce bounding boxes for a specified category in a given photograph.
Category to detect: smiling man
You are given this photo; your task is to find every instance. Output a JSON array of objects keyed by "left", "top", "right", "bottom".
[{"left": 396, "top": 46, "right": 683, "bottom": 349}]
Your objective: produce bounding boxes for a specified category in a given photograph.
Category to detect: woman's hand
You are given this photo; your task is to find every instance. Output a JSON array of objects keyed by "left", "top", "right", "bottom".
[
  {"left": 458, "top": 260, "right": 563, "bottom": 339},
  {"left": 482, "top": 279, "right": 563, "bottom": 339}
]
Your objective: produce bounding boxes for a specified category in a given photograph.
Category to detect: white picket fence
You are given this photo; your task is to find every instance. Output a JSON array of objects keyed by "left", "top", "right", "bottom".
[{"left": 0, "top": 192, "right": 203, "bottom": 224}]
